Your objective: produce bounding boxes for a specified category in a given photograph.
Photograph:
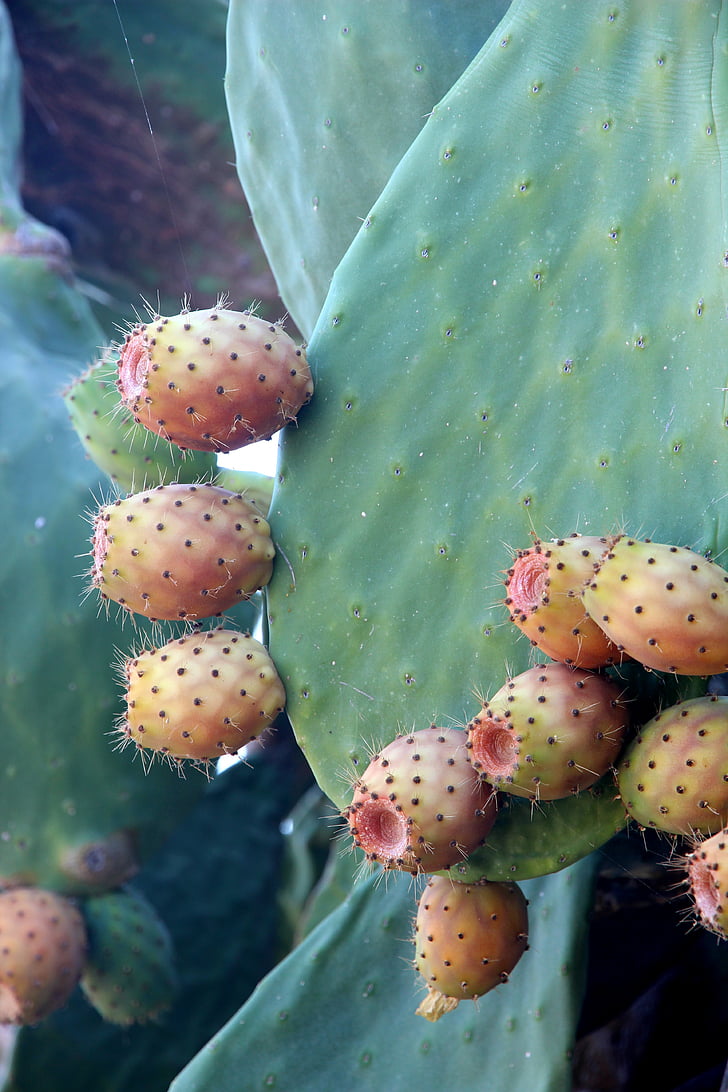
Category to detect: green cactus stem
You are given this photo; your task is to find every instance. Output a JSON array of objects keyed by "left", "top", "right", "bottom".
[{"left": 171, "top": 859, "right": 598, "bottom": 1091}]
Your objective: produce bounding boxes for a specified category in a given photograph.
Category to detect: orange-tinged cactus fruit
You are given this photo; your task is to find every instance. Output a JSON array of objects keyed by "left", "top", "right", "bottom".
[
  {"left": 117, "top": 306, "right": 313, "bottom": 453},
  {"left": 0, "top": 887, "right": 87, "bottom": 1026},
  {"left": 414, "top": 875, "right": 528, "bottom": 1020}
]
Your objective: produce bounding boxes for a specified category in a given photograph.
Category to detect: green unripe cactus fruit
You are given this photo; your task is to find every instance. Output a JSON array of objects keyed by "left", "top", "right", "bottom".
[
  {"left": 90, "top": 482, "right": 275, "bottom": 622},
  {"left": 344, "top": 725, "right": 497, "bottom": 875},
  {"left": 414, "top": 875, "right": 529, "bottom": 1021},
  {"left": 616, "top": 695, "right": 728, "bottom": 836},
  {"left": 504, "top": 535, "right": 621, "bottom": 668},
  {"left": 119, "top": 627, "right": 286, "bottom": 765},
  {"left": 686, "top": 827, "right": 728, "bottom": 939},
  {"left": 63, "top": 354, "right": 217, "bottom": 491},
  {"left": 582, "top": 536, "right": 728, "bottom": 675},
  {"left": 212, "top": 468, "right": 275, "bottom": 518},
  {"left": 466, "top": 663, "right": 628, "bottom": 801},
  {"left": 117, "top": 305, "right": 313, "bottom": 453},
  {"left": 0, "top": 887, "right": 87, "bottom": 1026},
  {"left": 80, "top": 887, "right": 177, "bottom": 1026}
]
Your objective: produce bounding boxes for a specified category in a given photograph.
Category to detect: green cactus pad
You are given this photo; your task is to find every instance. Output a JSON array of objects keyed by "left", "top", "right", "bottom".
[
  {"left": 266, "top": 0, "right": 728, "bottom": 884},
  {"left": 447, "top": 776, "right": 627, "bottom": 884},
  {"left": 225, "top": 0, "right": 511, "bottom": 336},
  {"left": 170, "top": 858, "right": 598, "bottom": 1091}
]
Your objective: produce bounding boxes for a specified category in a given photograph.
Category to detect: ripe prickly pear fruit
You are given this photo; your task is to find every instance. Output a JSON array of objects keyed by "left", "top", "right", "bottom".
[
  {"left": 0, "top": 887, "right": 87, "bottom": 1025},
  {"left": 504, "top": 535, "right": 622, "bottom": 668},
  {"left": 344, "top": 725, "right": 497, "bottom": 875},
  {"left": 119, "top": 627, "right": 286, "bottom": 764},
  {"left": 466, "top": 663, "right": 628, "bottom": 801},
  {"left": 90, "top": 482, "right": 275, "bottom": 622},
  {"left": 117, "top": 305, "right": 313, "bottom": 453},
  {"left": 414, "top": 875, "right": 528, "bottom": 1021},
  {"left": 582, "top": 535, "right": 728, "bottom": 675},
  {"left": 616, "top": 695, "right": 728, "bottom": 836},
  {"left": 80, "top": 888, "right": 176, "bottom": 1025},
  {"left": 686, "top": 827, "right": 728, "bottom": 939}
]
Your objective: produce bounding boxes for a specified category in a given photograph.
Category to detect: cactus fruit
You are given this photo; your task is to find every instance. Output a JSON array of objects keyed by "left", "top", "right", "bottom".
[
  {"left": 118, "top": 627, "right": 286, "bottom": 765},
  {"left": 414, "top": 875, "right": 528, "bottom": 1022},
  {"left": 582, "top": 536, "right": 728, "bottom": 675},
  {"left": 80, "top": 887, "right": 177, "bottom": 1025},
  {"left": 344, "top": 725, "right": 497, "bottom": 875},
  {"left": 90, "top": 482, "right": 275, "bottom": 622},
  {"left": 466, "top": 663, "right": 628, "bottom": 801},
  {"left": 686, "top": 827, "right": 728, "bottom": 940},
  {"left": 117, "top": 305, "right": 313, "bottom": 453},
  {"left": 0, "top": 887, "right": 87, "bottom": 1026},
  {"left": 504, "top": 535, "right": 622, "bottom": 668},
  {"left": 616, "top": 695, "right": 728, "bottom": 837},
  {"left": 63, "top": 354, "right": 217, "bottom": 491}
]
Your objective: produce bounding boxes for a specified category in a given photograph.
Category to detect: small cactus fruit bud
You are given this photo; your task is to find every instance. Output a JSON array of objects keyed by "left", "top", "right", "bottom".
[
  {"left": 466, "top": 662, "right": 628, "bottom": 800},
  {"left": 117, "top": 305, "right": 314, "bottom": 453},
  {"left": 504, "top": 535, "right": 622, "bottom": 668},
  {"left": 616, "top": 695, "right": 728, "bottom": 836},
  {"left": 80, "top": 888, "right": 177, "bottom": 1025},
  {"left": 0, "top": 887, "right": 87, "bottom": 1025},
  {"left": 119, "top": 627, "right": 286, "bottom": 763},
  {"left": 414, "top": 875, "right": 528, "bottom": 1021},
  {"left": 343, "top": 725, "right": 497, "bottom": 875},
  {"left": 59, "top": 830, "right": 138, "bottom": 895},
  {"left": 582, "top": 535, "right": 728, "bottom": 675},
  {"left": 90, "top": 482, "right": 275, "bottom": 621},
  {"left": 686, "top": 827, "right": 728, "bottom": 939}
]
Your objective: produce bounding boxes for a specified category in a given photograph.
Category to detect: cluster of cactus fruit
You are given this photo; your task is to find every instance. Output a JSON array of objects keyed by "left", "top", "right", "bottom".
[
  {"left": 84, "top": 303, "right": 311, "bottom": 768},
  {"left": 13, "top": 266, "right": 728, "bottom": 1041},
  {"left": 343, "top": 531, "right": 728, "bottom": 1019},
  {"left": 0, "top": 302, "right": 312, "bottom": 1030},
  {"left": 21, "top": 300, "right": 728, "bottom": 1034}
]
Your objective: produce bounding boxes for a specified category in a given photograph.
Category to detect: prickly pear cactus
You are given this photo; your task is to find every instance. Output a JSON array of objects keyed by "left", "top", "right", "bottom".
[
  {"left": 0, "top": 234, "right": 214, "bottom": 895},
  {"left": 8, "top": 752, "right": 308, "bottom": 1091},
  {"left": 7, "top": 0, "right": 728, "bottom": 1089},
  {"left": 0, "top": 3, "right": 206, "bottom": 894},
  {"left": 182, "top": 1, "right": 728, "bottom": 1088}
]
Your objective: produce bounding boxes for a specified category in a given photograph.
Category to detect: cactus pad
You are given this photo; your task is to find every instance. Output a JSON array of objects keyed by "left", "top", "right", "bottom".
[{"left": 266, "top": 1, "right": 728, "bottom": 881}]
